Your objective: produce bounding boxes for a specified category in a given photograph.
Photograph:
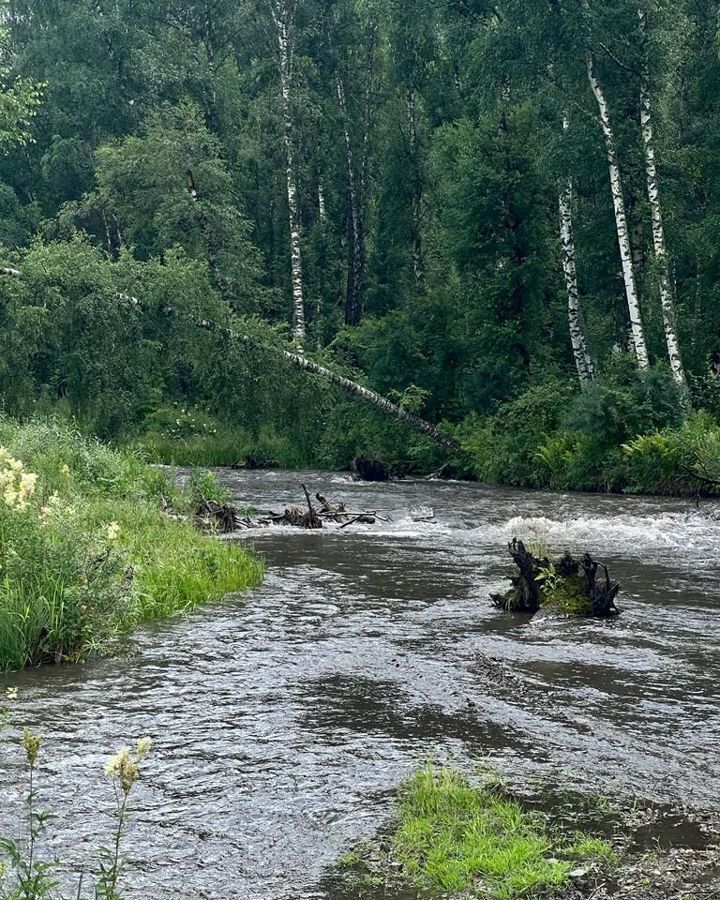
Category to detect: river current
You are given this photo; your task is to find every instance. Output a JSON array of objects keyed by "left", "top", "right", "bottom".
[{"left": 1, "top": 471, "right": 719, "bottom": 898}]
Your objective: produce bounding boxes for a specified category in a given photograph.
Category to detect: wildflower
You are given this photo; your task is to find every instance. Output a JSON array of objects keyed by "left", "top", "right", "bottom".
[
  {"left": 136, "top": 737, "right": 152, "bottom": 759},
  {"left": 22, "top": 728, "right": 41, "bottom": 766},
  {"left": 106, "top": 522, "right": 120, "bottom": 542},
  {"left": 61, "top": 464, "right": 71, "bottom": 476},
  {"left": 9, "top": 459, "right": 23, "bottom": 473},
  {"left": 105, "top": 748, "right": 139, "bottom": 794},
  {"left": 5, "top": 687, "right": 18, "bottom": 701},
  {"left": 19, "top": 472, "right": 37, "bottom": 497},
  {"left": 4, "top": 488, "right": 19, "bottom": 509}
]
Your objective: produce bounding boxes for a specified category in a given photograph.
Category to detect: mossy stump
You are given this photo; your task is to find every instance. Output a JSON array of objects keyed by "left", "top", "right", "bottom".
[{"left": 492, "top": 538, "right": 620, "bottom": 618}]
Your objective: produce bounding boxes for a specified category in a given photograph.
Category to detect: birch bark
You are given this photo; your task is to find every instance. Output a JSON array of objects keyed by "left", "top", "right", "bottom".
[
  {"left": 336, "top": 72, "right": 365, "bottom": 326},
  {"left": 559, "top": 120, "right": 595, "bottom": 386},
  {"left": 407, "top": 88, "right": 423, "bottom": 285},
  {"left": 638, "top": 4, "right": 688, "bottom": 392},
  {"left": 268, "top": 0, "right": 306, "bottom": 345},
  {"left": 583, "top": 4, "right": 649, "bottom": 368}
]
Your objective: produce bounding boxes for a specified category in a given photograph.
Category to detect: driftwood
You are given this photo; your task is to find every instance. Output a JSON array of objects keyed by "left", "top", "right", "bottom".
[
  {"left": 195, "top": 500, "right": 246, "bottom": 533},
  {"left": 195, "top": 484, "right": 384, "bottom": 532},
  {"left": 492, "top": 538, "right": 620, "bottom": 618}
]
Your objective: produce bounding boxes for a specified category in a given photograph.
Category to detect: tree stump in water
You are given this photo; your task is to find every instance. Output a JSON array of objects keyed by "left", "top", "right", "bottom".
[
  {"left": 352, "top": 456, "right": 390, "bottom": 483},
  {"left": 492, "top": 538, "right": 620, "bottom": 618}
]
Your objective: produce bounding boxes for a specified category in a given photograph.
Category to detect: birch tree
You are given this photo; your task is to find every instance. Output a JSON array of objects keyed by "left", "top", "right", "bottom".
[
  {"left": 559, "top": 116, "right": 595, "bottom": 387},
  {"left": 336, "top": 71, "right": 366, "bottom": 326},
  {"left": 267, "top": 0, "right": 306, "bottom": 345},
  {"left": 583, "top": 0, "right": 649, "bottom": 369},
  {"left": 638, "top": 3, "right": 688, "bottom": 392}
]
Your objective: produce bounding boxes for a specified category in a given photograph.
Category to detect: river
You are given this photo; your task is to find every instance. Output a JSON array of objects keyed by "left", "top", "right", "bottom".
[{"left": 1, "top": 471, "right": 719, "bottom": 899}]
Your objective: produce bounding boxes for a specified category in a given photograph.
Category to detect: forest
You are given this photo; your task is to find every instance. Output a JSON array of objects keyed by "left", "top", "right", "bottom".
[
  {"left": 2, "top": 4, "right": 720, "bottom": 899},
  {"left": 0, "top": 0, "right": 719, "bottom": 491}
]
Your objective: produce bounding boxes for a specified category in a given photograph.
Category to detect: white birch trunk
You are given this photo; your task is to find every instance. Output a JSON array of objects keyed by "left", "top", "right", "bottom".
[
  {"left": 269, "top": 1, "right": 306, "bottom": 345},
  {"left": 407, "top": 89, "right": 423, "bottom": 284},
  {"left": 336, "top": 72, "right": 365, "bottom": 325},
  {"left": 638, "top": 5, "right": 688, "bottom": 393},
  {"left": 559, "top": 118, "right": 595, "bottom": 386},
  {"left": 584, "top": 33, "right": 649, "bottom": 368}
]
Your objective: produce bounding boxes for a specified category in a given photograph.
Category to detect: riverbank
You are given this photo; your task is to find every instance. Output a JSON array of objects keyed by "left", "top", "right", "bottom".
[
  {"left": 332, "top": 766, "right": 720, "bottom": 900},
  {"left": 0, "top": 419, "right": 263, "bottom": 671},
  {"left": 132, "top": 406, "right": 720, "bottom": 501}
]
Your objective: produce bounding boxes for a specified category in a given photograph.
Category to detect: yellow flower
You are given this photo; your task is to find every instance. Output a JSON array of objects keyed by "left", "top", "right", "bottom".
[
  {"left": 4, "top": 488, "right": 18, "bottom": 508},
  {"left": 106, "top": 522, "right": 120, "bottom": 542},
  {"left": 22, "top": 728, "right": 41, "bottom": 766},
  {"left": 5, "top": 687, "right": 18, "bottom": 701},
  {"left": 136, "top": 737, "right": 152, "bottom": 759},
  {"left": 61, "top": 464, "right": 71, "bottom": 476}
]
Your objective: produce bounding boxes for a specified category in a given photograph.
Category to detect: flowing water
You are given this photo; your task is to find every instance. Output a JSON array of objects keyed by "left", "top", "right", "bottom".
[{"left": 1, "top": 471, "right": 720, "bottom": 899}]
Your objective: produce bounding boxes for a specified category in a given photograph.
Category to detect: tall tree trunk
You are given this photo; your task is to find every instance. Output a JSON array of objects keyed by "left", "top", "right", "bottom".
[
  {"left": 406, "top": 88, "right": 423, "bottom": 285},
  {"left": 269, "top": 0, "right": 306, "bottom": 345},
  {"left": 336, "top": 72, "right": 365, "bottom": 326},
  {"left": 638, "top": 4, "right": 688, "bottom": 394},
  {"left": 583, "top": 18, "right": 649, "bottom": 368},
  {"left": 559, "top": 118, "right": 595, "bottom": 387}
]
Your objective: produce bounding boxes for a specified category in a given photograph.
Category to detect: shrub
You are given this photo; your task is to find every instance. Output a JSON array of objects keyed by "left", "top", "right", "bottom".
[{"left": 623, "top": 412, "right": 720, "bottom": 495}]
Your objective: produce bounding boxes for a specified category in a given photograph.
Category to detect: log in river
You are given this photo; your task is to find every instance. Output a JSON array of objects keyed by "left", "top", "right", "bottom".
[{"left": 1, "top": 471, "right": 719, "bottom": 898}]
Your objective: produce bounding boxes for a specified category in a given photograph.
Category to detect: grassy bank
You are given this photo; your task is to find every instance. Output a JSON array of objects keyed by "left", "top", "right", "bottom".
[
  {"left": 342, "top": 766, "right": 614, "bottom": 899},
  {"left": 0, "top": 419, "right": 263, "bottom": 671}
]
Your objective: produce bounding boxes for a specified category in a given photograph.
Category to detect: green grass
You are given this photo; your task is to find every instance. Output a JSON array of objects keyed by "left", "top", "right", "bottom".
[
  {"left": 390, "top": 766, "right": 614, "bottom": 899},
  {"left": 135, "top": 406, "right": 303, "bottom": 468},
  {"left": 0, "top": 418, "right": 263, "bottom": 671}
]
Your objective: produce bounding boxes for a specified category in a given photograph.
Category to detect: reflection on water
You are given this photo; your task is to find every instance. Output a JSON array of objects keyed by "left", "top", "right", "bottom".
[{"left": 1, "top": 471, "right": 719, "bottom": 899}]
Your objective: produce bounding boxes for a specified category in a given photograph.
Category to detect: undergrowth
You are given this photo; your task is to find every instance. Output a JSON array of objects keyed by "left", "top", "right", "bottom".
[{"left": 0, "top": 418, "right": 263, "bottom": 671}]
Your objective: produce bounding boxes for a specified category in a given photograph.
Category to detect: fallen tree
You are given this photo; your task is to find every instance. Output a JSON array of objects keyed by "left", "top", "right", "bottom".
[
  {"left": 492, "top": 538, "right": 620, "bottom": 618},
  {"left": 0, "top": 267, "right": 460, "bottom": 453}
]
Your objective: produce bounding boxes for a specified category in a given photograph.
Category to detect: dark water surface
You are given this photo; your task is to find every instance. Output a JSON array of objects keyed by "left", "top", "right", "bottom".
[{"left": 1, "top": 472, "right": 720, "bottom": 899}]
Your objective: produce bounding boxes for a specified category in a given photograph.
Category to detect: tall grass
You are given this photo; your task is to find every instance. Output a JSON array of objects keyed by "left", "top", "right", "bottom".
[{"left": 0, "top": 418, "right": 263, "bottom": 671}]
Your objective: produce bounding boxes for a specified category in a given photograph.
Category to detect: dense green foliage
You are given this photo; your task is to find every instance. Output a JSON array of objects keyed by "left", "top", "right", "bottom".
[
  {"left": 0, "top": 0, "right": 720, "bottom": 488},
  {"left": 0, "top": 420, "right": 263, "bottom": 671},
  {"left": 355, "top": 766, "right": 614, "bottom": 899}
]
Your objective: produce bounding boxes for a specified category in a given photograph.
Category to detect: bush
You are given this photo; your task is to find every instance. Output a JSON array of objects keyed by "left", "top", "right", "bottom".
[
  {"left": 623, "top": 412, "right": 720, "bottom": 495},
  {"left": 459, "top": 378, "right": 573, "bottom": 486}
]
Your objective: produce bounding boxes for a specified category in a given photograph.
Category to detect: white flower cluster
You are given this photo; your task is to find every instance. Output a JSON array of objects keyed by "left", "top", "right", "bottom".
[{"left": 0, "top": 449, "right": 37, "bottom": 512}]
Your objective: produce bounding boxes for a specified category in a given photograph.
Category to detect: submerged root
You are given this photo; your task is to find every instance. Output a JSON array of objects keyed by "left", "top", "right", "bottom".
[{"left": 492, "top": 538, "right": 620, "bottom": 618}]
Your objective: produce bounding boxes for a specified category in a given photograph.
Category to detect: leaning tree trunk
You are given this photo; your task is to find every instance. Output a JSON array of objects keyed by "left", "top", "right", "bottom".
[
  {"left": 0, "top": 267, "right": 460, "bottom": 452},
  {"left": 269, "top": 0, "right": 306, "bottom": 345},
  {"left": 638, "top": 5, "right": 688, "bottom": 395},
  {"left": 584, "top": 29, "right": 649, "bottom": 368},
  {"left": 270, "top": 340, "right": 458, "bottom": 450},
  {"left": 560, "top": 116, "right": 595, "bottom": 388},
  {"left": 336, "top": 72, "right": 365, "bottom": 327}
]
